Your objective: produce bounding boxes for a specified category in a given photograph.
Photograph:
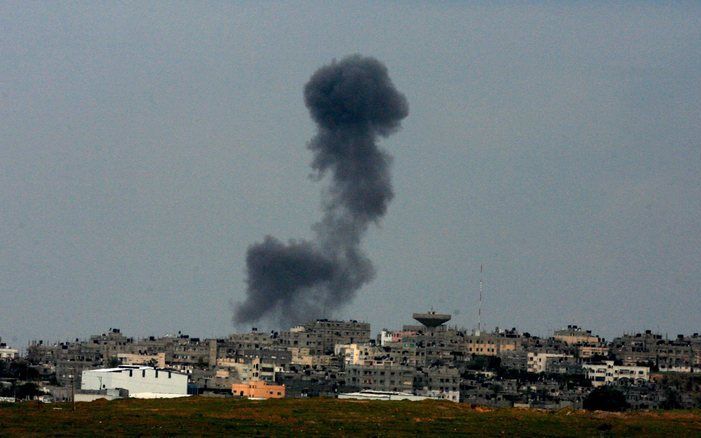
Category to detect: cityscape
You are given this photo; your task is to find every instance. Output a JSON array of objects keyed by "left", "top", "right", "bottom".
[
  {"left": 2, "top": 313, "right": 700, "bottom": 410},
  {"left": 2, "top": 1, "right": 700, "bottom": 434}
]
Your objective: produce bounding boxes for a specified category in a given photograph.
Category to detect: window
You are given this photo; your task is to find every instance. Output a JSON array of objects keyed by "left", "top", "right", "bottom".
[{"left": 142, "top": 370, "right": 146, "bottom": 378}]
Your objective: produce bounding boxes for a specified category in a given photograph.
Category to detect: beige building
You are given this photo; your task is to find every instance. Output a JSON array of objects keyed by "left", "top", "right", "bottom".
[
  {"left": 553, "top": 325, "right": 601, "bottom": 345},
  {"left": 464, "top": 334, "right": 519, "bottom": 356},
  {"left": 215, "top": 357, "right": 281, "bottom": 383},
  {"left": 577, "top": 345, "right": 608, "bottom": 359},
  {"left": 232, "top": 380, "right": 285, "bottom": 399},
  {"left": 288, "top": 347, "right": 334, "bottom": 366},
  {"left": 280, "top": 319, "right": 371, "bottom": 355},
  {"left": 117, "top": 352, "right": 166, "bottom": 368},
  {"left": 335, "top": 343, "right": 385, "bottom": 366}
]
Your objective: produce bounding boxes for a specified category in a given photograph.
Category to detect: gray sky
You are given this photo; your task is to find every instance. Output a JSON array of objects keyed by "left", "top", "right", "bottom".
[{"left": 2, "top": 2, "right": 700, "bottom": 348}]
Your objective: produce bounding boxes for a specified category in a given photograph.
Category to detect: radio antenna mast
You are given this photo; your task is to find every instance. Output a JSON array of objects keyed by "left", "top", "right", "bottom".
[{"left": 477, "top": 264, "right": 483, "bottom": 335}]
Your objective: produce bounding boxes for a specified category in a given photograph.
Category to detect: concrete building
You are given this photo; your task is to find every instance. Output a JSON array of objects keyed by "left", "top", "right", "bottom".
[
  {"left": 81, "top": 365, "right": 188, "bottom": 398},
  {"left": 553, "top": 326, "right": 602, "bottom": 346},
  {"left": 213, "top": 356, "right": 283, "bottom": 385},
  {"left": 527, "top": 353, "right": 574, "bottom": 374},
  {"left": 117, "top": 352, "right": 166, "bottom": 368},
  {"left": 288, "top": 347, "right": 335, "bottom": 366},
  {"left": 232, "top": 380, "right": 285, "bottom": 399},
  {"left": 582, "top": 361, "right": 650, "bottom": 387},
  {"left": 464, "top": 333, "right": 519, "bottom": 357},
  {"left": 346, "top": 364, "right": 415, "bottom": 393},
  {"left": 225, "top": 330, "right": 278, "bottom": 351},
  {"left": 610, "top": 331, "right": 698, "bottom": 370},
  {"left": 0, "top": 338, "right": 18, "bottom": 360},
  {"left": 577, "top": 345, "right": 609, "bottom": 359},
  {"left": 415, "top": 365, "right": 461, "bottom": 402},
  {"left": 280, "top": 319, "right": 371, "bottom": 355},
  {"left": 500, "top": 350, "right": 528, "bottom": 371},
  {"left": 335, "top": 343, "right": 385, "bottom": 366}
]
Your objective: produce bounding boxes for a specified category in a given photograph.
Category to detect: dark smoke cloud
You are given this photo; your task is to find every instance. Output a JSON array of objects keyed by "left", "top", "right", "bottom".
[{"left": 234, "top": 55, "right": 408, "bottom": 328}]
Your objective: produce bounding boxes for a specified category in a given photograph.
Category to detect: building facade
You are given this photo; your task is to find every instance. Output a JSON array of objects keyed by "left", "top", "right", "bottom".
[
  {"left": 232, "top": 380, "right": 285, "bottom": 399},
  {"left": 81, "top": 365, "right": 188, "bottom": 397},
  {"left": 582, "top": 361, "right": 650, "bottom": 387}
]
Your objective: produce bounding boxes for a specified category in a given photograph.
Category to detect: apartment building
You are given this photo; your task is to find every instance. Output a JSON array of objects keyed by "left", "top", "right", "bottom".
[
  {"left": 553, "top": 326, "right": 602, "bottom": 345},
  {"left": 0, "top": 338, "right": 18, "bottom": 360},
  {"left": 582, "top": 361, "right": 649, "bottom": 387},
  {"left": 527, "top": 353, "right": 575, "bottom": 374},
  {"left": 346, "top": 363, "right": 415, "bottom": 393},
  {"left": 610, "top": 331, "right": 698, "bottom": 370},
  {"left": 280, "top": 320, "right": 371, "bottom": 355}
]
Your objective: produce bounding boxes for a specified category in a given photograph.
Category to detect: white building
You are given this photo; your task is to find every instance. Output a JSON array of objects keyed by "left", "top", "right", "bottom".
[
  {"left": 527, "top": 353, "right": 573, "bottom": 374},
  {"left": 335, "top": 343, "right": 383, "bottom": 366},
  {"left": 379, "top": 330, "right": 393, "bottom": 347},
  {"left": 417, "top": 389, "right": 460, "bottom": 403},
  {"left": 0, "top": 338, "right": 18, "bottom": 360},
  {"left": 81, "top": 365, "right": 188, "bottom": 398},
  {"left": 582, "top": 361, "right": 649, "bottom": 387},
  {"left": 338, "top": 390, "right": 428, "bottom": 401}
]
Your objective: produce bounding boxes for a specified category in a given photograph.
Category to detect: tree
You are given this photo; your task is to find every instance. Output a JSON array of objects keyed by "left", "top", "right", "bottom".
[
  {"left": 583, "top": 386, "right": 629, "bottom": 412},
  {"left": 7, "top": 361, "right": 39, "bottom": 381},
  {"left": 15, "top": 382, "right": 42, "bottom": 400},
  {"left": 465, "top": 355, "right": 501, "bottom": 371},
  {"left": 660, "top": 388, "right": 683, "bottom": 410}
]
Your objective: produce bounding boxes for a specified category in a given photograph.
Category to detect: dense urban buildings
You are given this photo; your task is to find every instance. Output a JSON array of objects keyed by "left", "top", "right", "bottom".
[{"left": 1, "top": 315, "right": 700, "bottom": 409}]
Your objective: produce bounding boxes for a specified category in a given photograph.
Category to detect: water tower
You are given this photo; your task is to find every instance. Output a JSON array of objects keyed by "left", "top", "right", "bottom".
[{"left": 412, "top": 310, "right": 451, "bottom": 328}]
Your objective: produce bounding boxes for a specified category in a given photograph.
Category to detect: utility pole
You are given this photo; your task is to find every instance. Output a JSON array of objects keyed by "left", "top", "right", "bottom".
[{"left": 71, "top": 375, "right": 75, "bottom": 411}]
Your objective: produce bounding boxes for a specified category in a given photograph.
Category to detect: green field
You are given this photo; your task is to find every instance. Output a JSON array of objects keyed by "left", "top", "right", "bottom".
[{"left": 1, "top": 397, "right": 700, "bottom": 436}]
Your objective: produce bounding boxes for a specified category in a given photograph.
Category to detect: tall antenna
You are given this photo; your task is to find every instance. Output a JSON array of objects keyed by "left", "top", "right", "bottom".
[{"left": 478, "top": 264, "right": 483, "bottom": 335}]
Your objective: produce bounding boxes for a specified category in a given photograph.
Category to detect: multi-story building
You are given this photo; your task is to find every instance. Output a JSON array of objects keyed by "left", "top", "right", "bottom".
[
  {"left": 582, "top": 361, "right": 650, "bottom": 387},
  {"left": 464, "top": 332, "right": 520, "bottom": 357},
  {"left": 335, "top": 343, "right": 386, "bottom": 366},
  {"left": 553, "top": 326, "right": 608, "bottom": 360},
  {"left": 610, "top": 331, "right": 697, "bottom": 370},
  {"left": 116, "top": 352, "right": 166, "bottom": 368},
  {"left": 346, "top": 363, "right": 415, "bottom": 393},
  {"left": 0, "top": 338, "right": 18, "bottom": 360},
  {"left": 553, "top": 326, "right": 602, "bottom": 346},
  {"left": 280, "top": 320, "right": 371, "bottom": 355},
  {"left": 527, "top": 353, "right": 575, "bottom": 374},
  {"left": 577, "top": 345, "right": 609, "bottom": 359},
  {"left": 415, "top": 365, "right": 461, "bottom": 402}
]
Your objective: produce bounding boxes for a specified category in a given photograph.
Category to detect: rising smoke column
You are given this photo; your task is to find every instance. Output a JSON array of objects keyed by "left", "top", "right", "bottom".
[{"left": 234, "top": 55, "right": 408, "bottom": 327}]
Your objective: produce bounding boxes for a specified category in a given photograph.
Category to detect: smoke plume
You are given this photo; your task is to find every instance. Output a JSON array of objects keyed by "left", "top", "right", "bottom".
[{"left": 234, "top": 55, "right": 408, "bottom": 327}]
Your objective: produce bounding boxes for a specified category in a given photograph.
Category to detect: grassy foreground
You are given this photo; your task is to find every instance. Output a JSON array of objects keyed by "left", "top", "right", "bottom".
[{"left": 1, "top": 397, "right": 700, "bottom": 436}]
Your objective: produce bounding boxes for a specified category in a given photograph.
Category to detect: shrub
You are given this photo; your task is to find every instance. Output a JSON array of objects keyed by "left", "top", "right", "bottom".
[{"left": 583, "top": 386, "right": 629, "bottom": 412}]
